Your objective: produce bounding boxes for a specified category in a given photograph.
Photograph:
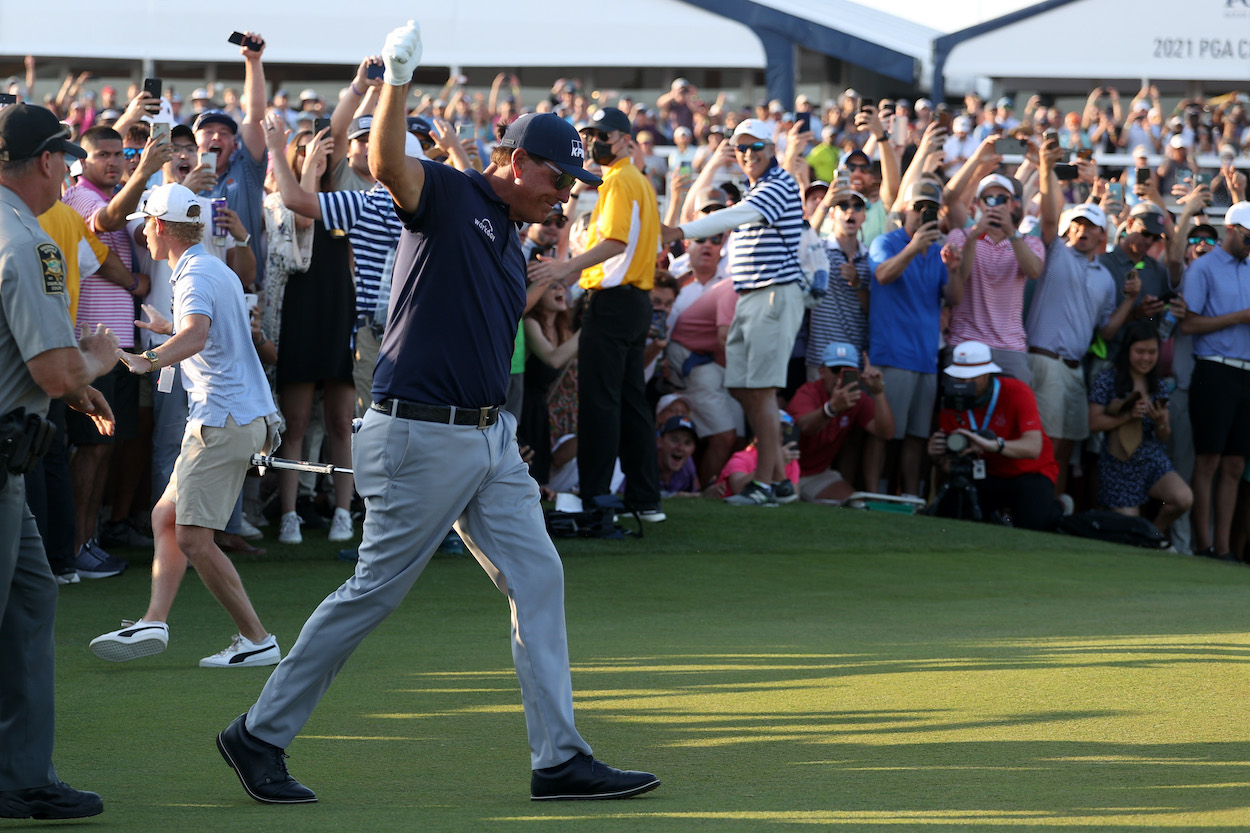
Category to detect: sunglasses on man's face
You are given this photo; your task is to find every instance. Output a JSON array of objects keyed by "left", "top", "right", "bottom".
[
  {"left": 734, "top": 142, "right": 767, "bottom": 153},
  {"left": 540, "top": 160, "right": 577, "bottom": 191},
  {"left": 541, "top": 214, "right": 568, "bottom": 229},
  {"left": 122, "top": 148, "right": 141, "bottom": 160},
  {"left": 1188, "top": 236, "right": 1216, "bottom": 246},
  {"left": 846, "top": 162, "right": 871, "bottom": 172},
  {"left": 580, "top": 129, "right": 610, "bottom": 143},
  {"left": 982, "top": 194, "right": 1010, "bottom": 207},
  {"left": 835, "top": 201, "right": 865, "bottom": 212},
  {"left": 695, "top": 234, "right": 724, "bottom": 245}
]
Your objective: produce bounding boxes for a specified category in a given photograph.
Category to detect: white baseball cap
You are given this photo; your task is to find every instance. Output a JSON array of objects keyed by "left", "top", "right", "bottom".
[
  {"left": 126, "top": 183, "right": 205, "bottom": 223},
  {"left": 731, "top": 118, "right": 772, "bottom": 143},
  {"left": 976, "top": 173, "right": 1016, "bottom": 198},
  {"left": 1226, "top": 201, "right": 1250, "bottom": 231},
  {"left": 1058, "top": 203, "right": 1107, "bottom": 237},
  {"left": 944, "top": 341, "right": 1003, "bottom": 379}
]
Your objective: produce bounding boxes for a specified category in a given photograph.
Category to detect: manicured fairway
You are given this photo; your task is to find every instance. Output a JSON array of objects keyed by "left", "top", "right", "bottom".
[{"left": 44, "top": 502, "right": 1250, "bottom": 831}]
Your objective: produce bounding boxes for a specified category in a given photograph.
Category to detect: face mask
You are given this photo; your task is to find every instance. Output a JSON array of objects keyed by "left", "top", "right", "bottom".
[{"left": 590, "top": 140, "right": 615, "bottom": 166}]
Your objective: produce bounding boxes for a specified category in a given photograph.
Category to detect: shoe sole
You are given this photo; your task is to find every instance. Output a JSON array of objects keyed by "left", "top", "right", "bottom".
[
  {"left": 216, "top": 733, "right": 318, "bottom": 804},
  {"left": 532, "top": 778, "right": 660, "bottom": 801},
  {"left": 90, "top": 635, "right": 168, "bottom": 662},
  {"left": 774, "top": 495, "right": 799, "bottom": 505},
  {"left": 76, "top": 568, "right": 126, "bottom": 579},
  {"left": 0, "top": 798, "right": 104, "bottom": 820},
  {"left": 327, "top": 530, "right": 354, "bottom": 542},
  {"left": 722, "top": 498, "right": 777, "bottom": 506}
]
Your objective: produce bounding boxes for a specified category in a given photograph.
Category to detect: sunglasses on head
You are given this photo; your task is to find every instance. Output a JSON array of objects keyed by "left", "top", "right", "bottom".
[
  {"left": 541, "top": 214, "right": 568, "bottom": 229},
  {"left": 694, "top": 234, "right": 724, "bottom": 245},
  {"left": 1188, "top": 236, "right": 1216, "bottom": 245},
  {"left": 982, "top": 194, "right": 1010, "bottom": 207},
  {"left": 734, "top": 141, "right": 767, "bottom": 153},
  {"left": 122, "top": 148, "right": 141, "bottom": 160}
]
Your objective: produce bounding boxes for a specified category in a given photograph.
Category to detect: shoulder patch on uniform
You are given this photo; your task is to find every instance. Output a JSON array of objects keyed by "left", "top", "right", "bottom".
[{"left": 37, "top": 242, "right": 67, "bottom": 295}]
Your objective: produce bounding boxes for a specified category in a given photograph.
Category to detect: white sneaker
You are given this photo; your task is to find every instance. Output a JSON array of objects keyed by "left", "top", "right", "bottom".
[
  {"left": 278, "top": 511, "right": 302, "bottom": 545},
  {"left": 238, "top": 518, "right": 264, "bottom": 540},
  {"left": 55, "top": 570, "right": 80, "bottom": 585},
  {"left": 90, "top": 619, "right": 169, "bottom": 662},
  {"left": 328, "top": 508, "right": 353, "bottom": 542},
  {"left": 199, "top": 633, "right": 281, "bottom": 668}
]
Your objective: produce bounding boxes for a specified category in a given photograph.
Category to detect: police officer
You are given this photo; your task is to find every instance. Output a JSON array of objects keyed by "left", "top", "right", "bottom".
[
  {"left": 215, "top": 20, "right": 659, "bottom": 805},
  {"left": 0, "top": 103, "right": 119, "bottom": 820}
]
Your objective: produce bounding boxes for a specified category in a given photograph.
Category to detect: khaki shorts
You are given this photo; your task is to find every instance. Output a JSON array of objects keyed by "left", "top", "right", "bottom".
[
  {"left": 724, "top": 282, "right": 805, "bottom": 390},
  {"left": 164, "top": 415, "right": 266, "bottom": 530},
  {"left": 799, "top": 469, "right": 844, "bottom": 502},
  {"left": 665, "top": 341, "right": 745, "bottom": 437},
  {"left": 1028, "top": 353, "right": 1089, "bottom": 440},
  {"left": 354, "top": 326, "right": 382, "bottom": 418}
]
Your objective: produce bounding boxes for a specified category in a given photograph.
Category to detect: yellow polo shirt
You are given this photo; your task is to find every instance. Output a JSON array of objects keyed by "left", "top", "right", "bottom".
[
  {"left": 579, "top": 156, "right": 660, "bottom": 292},
  {"left": 39, "top": 200, "right": 111, "bottom": 324}
]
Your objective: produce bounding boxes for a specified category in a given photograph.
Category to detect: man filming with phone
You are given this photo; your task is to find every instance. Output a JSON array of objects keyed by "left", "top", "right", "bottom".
[
  {"left": 191, "top": 30, "right": 268, "bottom": 282},
  {"left": 928, "top": 341, "right": 1062, "bottom": 530}
]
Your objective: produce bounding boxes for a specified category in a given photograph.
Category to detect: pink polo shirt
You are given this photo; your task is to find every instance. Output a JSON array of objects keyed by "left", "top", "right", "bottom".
[
  {"left": 946, "top": 227, "right": 1045, "bottom": 352},
  {"left": 63, "top": 178, "right": 136, "bottom": 348}
]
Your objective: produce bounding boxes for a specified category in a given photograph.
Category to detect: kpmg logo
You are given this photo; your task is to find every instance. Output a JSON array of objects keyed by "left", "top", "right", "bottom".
[
  {"left": 474, "top": 217, "right": 496, "bottom": 241},
  {"left": 571, "top": 139, "right": 584, "bottom": 159}
]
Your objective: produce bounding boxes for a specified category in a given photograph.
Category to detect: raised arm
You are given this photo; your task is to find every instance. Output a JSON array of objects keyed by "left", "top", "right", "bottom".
[
  {"left": 371, "top": 21, "right": 427, "bottom": 215},
  {"left": 239, "top": 32, "right": 268, "bottom": 165}
]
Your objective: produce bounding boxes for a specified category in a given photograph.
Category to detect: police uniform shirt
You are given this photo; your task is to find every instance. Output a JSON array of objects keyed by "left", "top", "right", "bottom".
[
  {"left": 375, "top": 161, "right": 525, "bottom": 408},
  {"left": 0, "top": 186, "right": 79, "bottom": 417}
]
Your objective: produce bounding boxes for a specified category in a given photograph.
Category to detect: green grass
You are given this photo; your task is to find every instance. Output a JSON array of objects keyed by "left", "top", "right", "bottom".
[{"left": 37, "top": 502, "right": 1250, "bottom": 831}]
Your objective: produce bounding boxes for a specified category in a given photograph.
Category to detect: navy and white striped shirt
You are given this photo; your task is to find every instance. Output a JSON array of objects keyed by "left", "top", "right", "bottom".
[
  {"left": 727, "top": 160, "right": 803, "bottom": 291},
  {"left": 319, "top": 184, "right": 404, "bottom": 319},
  {"left": 806, "top": 243, "right": 870, "bottom": 366}
]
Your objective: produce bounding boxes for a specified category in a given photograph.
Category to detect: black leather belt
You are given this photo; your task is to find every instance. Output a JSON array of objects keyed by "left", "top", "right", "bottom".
[
  {"left": 370, "top": 399, "right": 499, "bottom": 429},
  {"left": 1028, "top": 346, "right": 1080, "bottom": 369}
]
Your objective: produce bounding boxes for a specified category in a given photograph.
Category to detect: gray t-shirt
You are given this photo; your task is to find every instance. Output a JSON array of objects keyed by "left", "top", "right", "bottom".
[
  {"left": 0, "top": 186, "right": 79, "bottom": 417},
  {"left": 1025, "top": 237, "right": 1116, "bottom": 361}
]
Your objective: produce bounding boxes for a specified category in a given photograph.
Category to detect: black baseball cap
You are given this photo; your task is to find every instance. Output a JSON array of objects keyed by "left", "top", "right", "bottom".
[
  {"left": 192, "top": 109, "right": 238, "bottom": 134},
  {"left": 499, "top": 113, "right": 601, "bottom": 185},
  {"left": 587, "top": 106, "right": 632, "bottom": 135},
  {"left": 659, "top": 415, "right": 697, "bottom": 438},
  {"left": 406, "top": 116, "right": 432, "bottom": 137},
  {"left": 170, "top": 123, "right": 195, "bottom": 142},
  {"left": 348, "top": 116, "right": 372, "bottom": 140},
  {"left": 0, "top": 103, "right": 85, "bottom": 162}
]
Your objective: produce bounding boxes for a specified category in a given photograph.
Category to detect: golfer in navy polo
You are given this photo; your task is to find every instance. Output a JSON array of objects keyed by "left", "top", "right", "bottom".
[{"left": 216, "top": 19, "right": 659, "bottom": 805}]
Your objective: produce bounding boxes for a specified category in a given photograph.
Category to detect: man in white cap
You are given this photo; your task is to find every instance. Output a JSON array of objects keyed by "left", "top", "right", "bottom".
[
  {"left": 928, "top": 340, "right": 1062, "bottom": 530},
  {"left": 88, "top": 182, "right": 281, "bottom": 669},
  {"left": 1025, "top": 137, "right": 1136, "bottom": 497},
  {"left": 1180, "top": 201, "right": 1250, "bottom": 559},
  {"left": 661, "top": 117, "right": 805, "bottom": 506},
  {"left": 947, "top": 172, "right": 1045, "bottom": 383}
]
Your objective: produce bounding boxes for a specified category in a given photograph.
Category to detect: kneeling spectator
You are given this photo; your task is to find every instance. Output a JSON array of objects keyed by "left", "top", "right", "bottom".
[
  {"left": 717, "top": 411, "right": 802, "bottom": 503},
  {"left": 1087, "top": 321, "right": 1192, "bottom": 536},
  {"left": 657, "top": 415, "right": 700, "bottom": 497},
  {"left": 928, "top": 341, "right": 1063, "bottom": 531},
  {"left": 790, "top": 342, "right": 894, "bottom": 502}
]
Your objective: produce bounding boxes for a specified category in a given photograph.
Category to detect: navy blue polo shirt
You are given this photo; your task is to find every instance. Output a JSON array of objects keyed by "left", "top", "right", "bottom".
[{"left": 372, "top": 161, "right": 525, "bottom": 408}]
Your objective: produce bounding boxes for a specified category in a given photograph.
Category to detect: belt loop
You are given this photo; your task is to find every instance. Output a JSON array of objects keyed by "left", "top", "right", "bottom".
[{"left": 477, "top": 406, "right": 491, "bottom": 430}]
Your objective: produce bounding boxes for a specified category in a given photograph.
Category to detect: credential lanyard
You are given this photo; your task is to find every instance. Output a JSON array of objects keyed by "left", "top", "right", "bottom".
[{"left": 966, "top": 377, "right": 1000, "bottom": 433}]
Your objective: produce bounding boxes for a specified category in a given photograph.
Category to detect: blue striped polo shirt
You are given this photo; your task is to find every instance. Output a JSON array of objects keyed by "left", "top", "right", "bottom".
[
  {"left": 319, "top": 184, "right": 404, "bottom": 320},
  {"left": 728, "top": 160, "right": 804, "bottom": 291}
]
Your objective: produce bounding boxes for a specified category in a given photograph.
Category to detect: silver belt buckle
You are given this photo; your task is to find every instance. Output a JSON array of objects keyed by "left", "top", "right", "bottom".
[{"left": 477, "top": 407, "right": 491, "bottom": 430}]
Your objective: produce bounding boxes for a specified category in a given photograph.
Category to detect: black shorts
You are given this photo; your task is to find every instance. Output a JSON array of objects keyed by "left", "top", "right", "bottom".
[
  {"left": 1189, "top": 359, "right": 1250, "bottom": 456},
  {"left": 66, "top": 363, "right": 140, "bottom": 445}
]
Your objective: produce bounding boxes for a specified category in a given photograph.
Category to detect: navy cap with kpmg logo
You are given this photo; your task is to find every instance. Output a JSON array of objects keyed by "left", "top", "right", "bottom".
[
  {"left": 499, "top": 113, "right": 601, "bottom": 186},
  {"left": 0, "top": 103, "right": 86, "bottom": 162}
]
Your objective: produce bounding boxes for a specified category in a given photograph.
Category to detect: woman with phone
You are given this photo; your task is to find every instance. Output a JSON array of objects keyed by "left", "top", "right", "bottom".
[{"left": 1087, "top": 320, "right": 1191, "bottom": 535}]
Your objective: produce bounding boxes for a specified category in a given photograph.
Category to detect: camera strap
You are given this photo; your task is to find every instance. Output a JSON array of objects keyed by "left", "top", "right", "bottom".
[{"left": 966, "top": 377, "right": 1000, "bottom": 434}]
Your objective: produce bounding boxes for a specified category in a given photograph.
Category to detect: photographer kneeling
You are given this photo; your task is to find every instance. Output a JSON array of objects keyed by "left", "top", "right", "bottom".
[{"left": 927, "top": 341, "right": 1063, "bottom": 531}]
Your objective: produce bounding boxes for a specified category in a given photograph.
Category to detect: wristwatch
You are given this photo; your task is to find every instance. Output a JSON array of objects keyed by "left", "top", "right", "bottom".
[
  {"left": 234, "top": 233, "right": 252, "bottom": 249},
  {"left": 1009, "top": 230, "right": 1023, "bottom": 241},
  {"left": 996, "top": 436, "right": 1006, "bottom": 453},
  {"left": 142, "top": 349, "right": 160, "bottom": 373}
]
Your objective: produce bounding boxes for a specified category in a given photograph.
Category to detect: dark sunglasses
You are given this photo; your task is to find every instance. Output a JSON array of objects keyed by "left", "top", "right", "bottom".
[
  {"left": 694, "top": 234, "right": 724, "bottom": 245},
  {"left": 734, "top": 141, "right": 767, "bottom": 153},
  {"left": 536, "top": 158, "right": 576, "bottom": 190},
  {"left": 1188, "top": 236, "right": 1216, "bottom": 245},
  {"left": 835, "top": 201, "right": 865, "bottom": 212},
  {"left": 846, "top": 162, "right": 871, "bottom": 172},
  {"left": 580, "top": 128, "right": 609, "bottom": 142},
  {"left": 1139, "top": 231, "right": 1163, "bottom": 241},
  {"left": 541, "top": 214, "right": 568, "bottom": 229},
  {"left": 122, "top": 148, "right": 141, "bottom": 160},
  {"left": 982, "top": 194, "right": 1010, "bottom": 207}
]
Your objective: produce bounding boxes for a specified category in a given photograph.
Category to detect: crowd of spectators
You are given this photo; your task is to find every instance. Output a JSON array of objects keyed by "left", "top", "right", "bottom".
[{"left": 7, "top": 42, "right": 1250, "bottom": 573}]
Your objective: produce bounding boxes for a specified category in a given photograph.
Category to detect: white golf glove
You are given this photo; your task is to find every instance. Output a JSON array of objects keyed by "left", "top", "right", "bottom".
[{"left": 382, "top": 20, "right": 422, "bottom": 86}]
